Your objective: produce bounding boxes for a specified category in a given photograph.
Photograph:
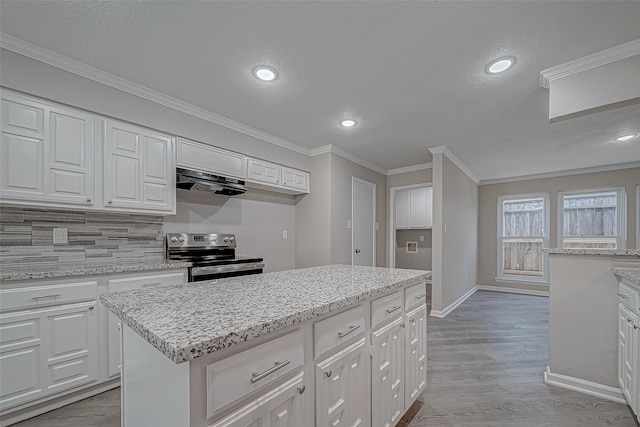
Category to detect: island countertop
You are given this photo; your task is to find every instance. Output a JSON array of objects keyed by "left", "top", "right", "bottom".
[
  {"left": 614, "top": 268, "right": 640, "bottom": 287},
  {"left": 100, "top": 264, "right": 430, "bottom": 363}
]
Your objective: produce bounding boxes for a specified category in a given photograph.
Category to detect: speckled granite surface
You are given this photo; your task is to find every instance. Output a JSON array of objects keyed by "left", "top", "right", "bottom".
[
  {"left": 101, "top": 264, "right": 430, "bottom": 364},
  {"left": 0, "top": 261, "right": 191, "bottom": 281},
  {"left": 614, "top": 268, "right": 640, "bottom": 287},
  {"left": 545, "top": 248, "right": 640, "bottom": 256}
]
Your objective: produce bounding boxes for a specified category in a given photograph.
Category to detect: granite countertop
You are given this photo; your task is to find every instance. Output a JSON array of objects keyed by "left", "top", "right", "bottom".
[
  {"left": 545, "top": 248, "right": 640, "bottom": 256},
  {"left": 0, "top": 260, "right": 192, "bottom": 281},
  {"left": 614, "top": 268, "right": 640, "bottom": 287},
  {"left": 100, "top": 264, "right": 431, "bottom": 364}
]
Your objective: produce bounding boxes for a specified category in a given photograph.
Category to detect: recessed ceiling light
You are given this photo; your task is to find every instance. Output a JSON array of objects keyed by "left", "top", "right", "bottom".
[
  {"left": 486, "top": 56, "right": 516, "bottom": 74},
  {"left": 340, "top": 119, "right": 357, "bottom": 128},
  {"left": 615, "top": 134, "right": 637, "bottom": 142},
  {"left": 252, "top": 65, "right": 278, "bottom": 82}
]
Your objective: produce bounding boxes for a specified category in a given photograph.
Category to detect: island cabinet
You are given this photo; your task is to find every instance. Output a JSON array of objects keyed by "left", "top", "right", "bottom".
[
  {"left": 101, "top": 265, "right": 430, "bottom": 427},
  {"left": 617, "top": 276, "right": 640, "bottom": 416}
]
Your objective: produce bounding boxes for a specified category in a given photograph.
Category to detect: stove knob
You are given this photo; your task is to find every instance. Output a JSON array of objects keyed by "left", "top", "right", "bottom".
[
  {"left": 179, "top": 237, "right": 185, "bottom": 242},
  {"left": 170, "top": 236, "right": 178, "bottom": 243},
  {"left": 223, "top": 237, "right": 229, "bottom": 243}
]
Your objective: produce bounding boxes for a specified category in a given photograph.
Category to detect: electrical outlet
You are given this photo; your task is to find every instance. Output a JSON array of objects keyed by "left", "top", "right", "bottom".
[
  {"left": 420, "top": 235, "right": 424, "bottom": 242},
  {"left": 376, "top": 222, "right": 379, "bottom": 230},
  {"left": 53, "top": 228, "right": 68, "bottom": 244},
  {"left": 347, "top": 219, "right": 352, "bottom": 229},
  {"left": 465, "top": 274, "right": 469, "bottom": 282},
  {"left": 282, "top": 230, "right": 288, "bottom": 239}
]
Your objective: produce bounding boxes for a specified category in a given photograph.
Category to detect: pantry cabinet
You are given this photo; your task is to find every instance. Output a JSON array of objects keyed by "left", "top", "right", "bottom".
[
  {"left": 103, "top": 120, "right": 175, "bottom": 213},
  {"left": 1, "top": 93, "right": 95, "bottom": 207},
  {"left": 395, "top": 187, "right": 432, "bottom": 229}
]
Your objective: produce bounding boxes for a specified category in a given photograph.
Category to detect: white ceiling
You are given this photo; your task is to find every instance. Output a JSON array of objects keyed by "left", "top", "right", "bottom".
[{"left": 1, "top": 1, "right": 639, "bottom": 181}]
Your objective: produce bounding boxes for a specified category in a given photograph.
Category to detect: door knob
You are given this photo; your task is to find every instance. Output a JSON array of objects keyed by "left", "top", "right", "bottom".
[{"left": 355, "top": 249, "right": 361, "bottom": 253}]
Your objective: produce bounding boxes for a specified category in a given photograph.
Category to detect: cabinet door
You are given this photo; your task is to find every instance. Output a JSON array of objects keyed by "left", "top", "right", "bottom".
[
  {"left": 45, "top": 301, "right": 98, "bottom": 395},
  {"left": 247, "top": 158, "right": 281, "bottom": 185},
  {"left": 425, "top": 187, "right": 433, "bottom": 228},
  {"left": 395, "top": 190, "right": 410, "bottom": 229},
  {"left": 142, "top": 132, "right": 174, "bottom": 211},
  {"left": 316, "top": 338, "right": 368, "bottom": 427},
  {"left": 48, "top": 107, "right": 94, "bottom": 205},
  {"left": 371, "top": 318, "right": 404, "bottom": 427},
  {"left": 0, "top": 310, "right": 44, "bottom": 410},
  {"left": 618, "top": 303, "right": 638, "bottom": 408},
  {"left": 409, "top": 188, "right": 428, "bottom": 228},
  {"left": 177, "top": 138, "right": 245, "bottom": 179},
  {"left": 281, "top": 167, "right": 308, "bottom": 192},
  {"left": 210, "top": 373, "right": 305, "bottom": 427},
  {"left": 0, "top": 98, "right": 46, "bottom": 200},
  {"left": 405, "top": 305, "right": 427, "bottom": 405}
]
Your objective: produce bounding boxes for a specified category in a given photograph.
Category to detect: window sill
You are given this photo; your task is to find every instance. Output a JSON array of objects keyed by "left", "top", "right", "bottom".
[{"left": 495, "top": 276, "right": 550, "bottom": 285}]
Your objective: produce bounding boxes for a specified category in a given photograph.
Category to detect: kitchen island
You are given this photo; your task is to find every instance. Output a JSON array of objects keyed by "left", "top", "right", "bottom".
[{"left": 101, "top": 264, "right": 430, "bottom": 427}]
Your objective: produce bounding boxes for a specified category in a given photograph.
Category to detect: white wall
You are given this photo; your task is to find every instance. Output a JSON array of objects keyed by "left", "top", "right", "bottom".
[{"left": 165, "top": 189, "right": 296, "bottom": 273}]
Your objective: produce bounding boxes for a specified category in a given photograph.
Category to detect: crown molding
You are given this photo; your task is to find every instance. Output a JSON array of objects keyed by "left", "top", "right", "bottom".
[
  {"left": 479, "top": 161, "right": 640, "bottom": 186},
  {"left": 540, "top": 38, "right": 640, "bottom": 89},
  {"left": 429, "top": 145, "right": 480, "bottom": 184},
  {"left": 386, "top": 163, "right": 433, "bottom": 176},
  {"left": 0, "top": 33, "right": 311, "bottom": 156},
  {"left": 310, "top": 144, "right": 386, "bottom": 175}
]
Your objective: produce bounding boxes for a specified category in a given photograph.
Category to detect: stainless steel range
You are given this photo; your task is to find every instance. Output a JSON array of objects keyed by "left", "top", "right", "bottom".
[{"left": 166, "top": 233, "right": 264, "bottom": 282}]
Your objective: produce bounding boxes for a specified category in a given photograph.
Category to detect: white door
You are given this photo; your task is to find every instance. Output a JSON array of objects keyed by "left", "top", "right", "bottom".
[
  {"left": 352, "top": 178, "right": 376, "bottom": 266},
  {"left": 371, "top": 318, "right": 404, "bottom": 427}
]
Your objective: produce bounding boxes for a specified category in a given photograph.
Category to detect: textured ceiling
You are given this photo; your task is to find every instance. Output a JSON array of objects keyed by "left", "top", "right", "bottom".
[{"left": 1, "top": 1, "right": 639, "bottom": 180}]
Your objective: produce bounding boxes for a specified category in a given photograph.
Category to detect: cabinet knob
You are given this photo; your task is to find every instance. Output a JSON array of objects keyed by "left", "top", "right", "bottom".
[
  {"left": 325, "top": 369, "right": 332, "bottom": 378},
  {"left": 635, "top": 325, "right": 640, "bottom": 330},
  {"left": 86, "top": 198, "right": 92, "bottom": 203},
  {"left": 89, "top": 306, "right": 94, "bottom": 310},
  {"left": 297, "top": 384, "right": 305, "bottom": 395},
  {"left": 355, "top": 249, "right": 361, "bottom": 254},
  {"left": 108, "top": 200, "right": 113, "bottom": 204}
]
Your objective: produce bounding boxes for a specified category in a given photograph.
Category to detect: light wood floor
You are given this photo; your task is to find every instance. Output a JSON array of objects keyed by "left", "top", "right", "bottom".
[{"left": 13, "top": 291, "right": 639, "bottom": 426}]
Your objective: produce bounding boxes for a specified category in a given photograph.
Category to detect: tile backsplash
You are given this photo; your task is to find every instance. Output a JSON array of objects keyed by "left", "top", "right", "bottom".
[{"left": 0, "top": 207, "right": 164, "bottom": 272}]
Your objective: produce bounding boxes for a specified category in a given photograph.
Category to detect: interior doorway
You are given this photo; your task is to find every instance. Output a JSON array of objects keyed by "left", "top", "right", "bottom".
[{"left": 352, "top": 178, "right": 376, "bottom": 266}]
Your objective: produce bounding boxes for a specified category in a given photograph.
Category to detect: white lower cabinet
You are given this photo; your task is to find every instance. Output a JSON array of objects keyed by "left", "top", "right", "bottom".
[
  {"left": 0, "top": 282, "right": 98, "bottom": 412},
  {"left": 405, "top": 305, "right": 427, "bottom": 403},
  {"left": 617, "top": 278, "right": 640, "bottom": 417},
  {"left": 315, "top": 338, "right": 368, "bottom": 427},
  {"left": 209, "top": 372, "right": 305, "bottom": 427},
  {"left": 371, "top": 317, "right": 405, "bottom": 427}
]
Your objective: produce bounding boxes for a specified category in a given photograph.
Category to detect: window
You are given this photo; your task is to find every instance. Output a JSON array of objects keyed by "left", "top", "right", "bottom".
[
  {"left": 558, "top": 188, "right": 626, "bottom": 249},
  {"left": 497, "top": 194, "right": 549, "bottom": 283}
]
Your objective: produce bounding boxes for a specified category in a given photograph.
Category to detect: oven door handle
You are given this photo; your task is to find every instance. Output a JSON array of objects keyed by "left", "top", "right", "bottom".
[{"left": 191, "top": 262, "right": 265, "bottom": 277}]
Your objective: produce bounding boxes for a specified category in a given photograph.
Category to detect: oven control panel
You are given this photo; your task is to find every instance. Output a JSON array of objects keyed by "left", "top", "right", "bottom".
[{"left": 166, "top": 233, "right": 236, "bottom": 248}]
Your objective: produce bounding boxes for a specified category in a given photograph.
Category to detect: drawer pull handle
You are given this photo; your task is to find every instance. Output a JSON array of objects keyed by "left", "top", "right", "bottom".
[
  {"left": 141, "top": 282, "right": 162, "bottom": 288},
  {"left": 635, "top": 325, "right": 640, "bottom": 330},
  {"left": 386, "top": 305, "right": 401, "bottom": 314},
  {"left": 31, "top": 294, "right": 62, "bottom": 300},
  {"left": 618, "top": 293, "right": 630, "bottom": 299},
  {"left": 415, "top": 294, "right": 426, "bottom": 300},
  {"left": 251, "top": 359, "right": 290, "bottom": 384},
  {"left": 337, "top": 325, "right": 361, "bottom": 338},
  {"left": 325, "top": 369, "right": 332, "bottom": 378}
]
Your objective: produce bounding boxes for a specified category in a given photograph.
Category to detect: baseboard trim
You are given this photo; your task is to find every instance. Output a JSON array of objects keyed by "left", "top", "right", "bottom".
[
  {"left": 430, "top": 286, "right": 477, "bottom": 318},
  {"left": 543, "top": 366, "right": 626, "bottom": 404},
  {"left": 0, "top": 379, "right": 120, "bottom": 426},
  {"left": 477, "top": 285, "right": 549, "bottom": 297}
]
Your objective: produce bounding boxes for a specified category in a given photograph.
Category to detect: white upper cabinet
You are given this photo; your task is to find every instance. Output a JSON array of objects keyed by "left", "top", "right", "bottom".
[
  {"left": 1, "top": 93, "right": 95, "bottom": 207},
  {"left": 104, "top": 120, "right": 175, "bottom": 213},
  {"left": 395, "top": 187, "right": 432, "bottom": 229},
  {"left": 177, "top": 138, "right": 245, "bottom": 179},
  {"left": 246, "top": 157, "right": 309, "bottom": 195}
]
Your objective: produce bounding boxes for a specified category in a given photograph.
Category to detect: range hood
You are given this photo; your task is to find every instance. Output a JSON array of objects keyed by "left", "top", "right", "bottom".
[{"left": 176, "top": 167, "right": 246, "bottom": 196}]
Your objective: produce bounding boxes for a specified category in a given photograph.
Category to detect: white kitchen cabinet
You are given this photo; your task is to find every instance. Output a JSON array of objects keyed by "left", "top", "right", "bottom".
[
  {"left": 245, "top": 157, "right": 310, "bottom": 195},
  {"left": 371, "top": 317, "right": 405, "bottom": 427},
  {"left": 104, "top": 120, "right": 175, "bottom": 213},
  {"left": 395, "top": 187, "right": 432, "bottom": 229},
  {"left": 177, "top": 137, "right": 245, "bottom": 179},
  {"left": 106, "top": 271, "right": 186, "bottom": 378},
  {"left": 315, "top": 338, "right": 368, "bottom": 427},
  {"left": 0, "top": 282, "right": 98, "bottom": 412},
  {"left": 209, "top": 372, "right": 305, "bottom": 427},
  {"left": 617, "top": 279, "right": 640, "bottom": 416},
  {"left": 405, "top": 305, "right": 427, "bottom": 403},
  {"left": 1, "top": 93, "right": 95, "bottom": 207}
]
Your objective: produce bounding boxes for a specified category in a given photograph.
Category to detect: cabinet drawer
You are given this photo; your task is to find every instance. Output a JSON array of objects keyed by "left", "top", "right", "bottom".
[
  {"left": 0, "top": 281, "right": 97, "bottom": 312},
  {"left": 371, "top": 291, "right": 403, "bottom": 330},
  {"left": 314, "top": 305, "right": 365, "bottom": 358},
  {"left": 618, "top": 281, "right": 640, "bottom": 312},
  {"left": 107, "top": 272, "right": 186, "bottom": 292},
  {"left": 405, "top": 283, "right": 427, "bottom": 312},
  {"left": 206, "top": 329, "right": 304, "bottom": 418}
]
